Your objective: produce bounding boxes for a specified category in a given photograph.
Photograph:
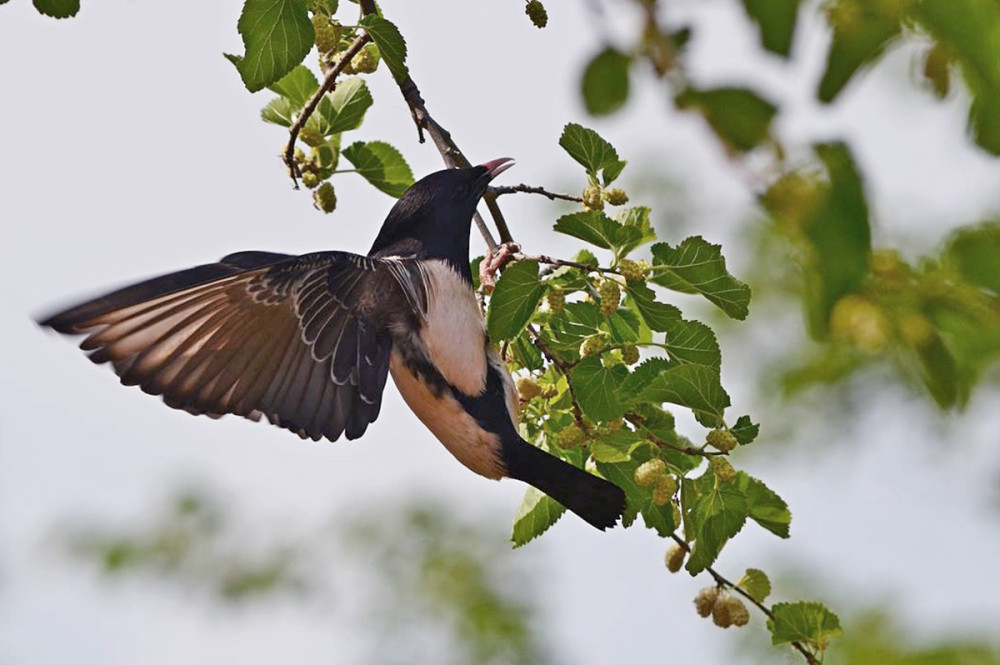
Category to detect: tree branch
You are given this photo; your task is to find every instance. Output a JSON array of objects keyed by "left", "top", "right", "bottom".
[
  {"left": 283, "top": 33, "right": 372, "bottom": 187},
  {"left": 491, "top": 184, "right": 583, "bottom": 203}
]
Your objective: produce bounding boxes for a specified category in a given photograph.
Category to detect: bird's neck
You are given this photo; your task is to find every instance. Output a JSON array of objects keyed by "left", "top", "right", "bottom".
[{"left": 369, "top": 218, "right": 474, "bottom": 284}]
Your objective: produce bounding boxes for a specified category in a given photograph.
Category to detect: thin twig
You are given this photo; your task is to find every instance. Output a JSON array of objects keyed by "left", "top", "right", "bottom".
[
  {"left": 283, "top": 33, "right": 372, "bottom": 187},
  {"left": 514, "top": 253, "right": 621, "bottom": 275},
  {"left": 491, "top": 184, "right": 583, "bottom": 203}
]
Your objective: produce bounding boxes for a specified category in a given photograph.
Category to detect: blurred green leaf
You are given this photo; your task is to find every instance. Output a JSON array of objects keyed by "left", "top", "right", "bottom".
[
  {"left": 945, "top": 222, "right": 1000, "bottom": 295},
  {"left": 571, "top": 356, "right": 628, "bottom": 422},
  {"left": 581, "top": 48, "right": 631, "bottom": 116},
  {"left": 487, "top": 260, "right": 546, "bottom": 341},
  {"left": 741, "top": 0, "right": 801, "bottom": 56},
  {"left": 818, "top": 0, "right": 901, "bottom": 103},
  {"left": 33, "top": 0, "right": 78, "bottom": 18},
  {"left": 360, "top": 15, "right": 409, "bottom": 83},
  {"left": 768, "top": 601, "right": 843, "bottom": 646},
  {"left": 267, "top": 64, "right": 318, "bottom": 107},
  {"left": 511, "top": 487, "right": 566, "bottom": 547},
  {"left": 234, "top": 0, "right": 314, "bottom": 92},
  {"left": 675, "top": 86, "right": 777, "bottom": 152},
  {"left": 650, "top": 236, "right": 752, "bottom": 320},
  {"left": 342, "top": 140, "right": 414, "bottom": 197}
]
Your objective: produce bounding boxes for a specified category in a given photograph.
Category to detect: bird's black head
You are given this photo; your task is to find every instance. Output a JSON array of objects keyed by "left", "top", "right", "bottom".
[{"left": 368, "top": 158, "right": 514, "bottom": 279}]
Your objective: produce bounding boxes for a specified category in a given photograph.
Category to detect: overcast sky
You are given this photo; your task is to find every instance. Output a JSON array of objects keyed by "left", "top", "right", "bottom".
[{"left": 3, "top": 1, "right": 1000, "bottom": 664}]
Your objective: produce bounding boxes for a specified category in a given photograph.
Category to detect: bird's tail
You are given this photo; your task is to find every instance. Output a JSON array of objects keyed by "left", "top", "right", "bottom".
[{"left": 503, "top": 437, "right": 625, "bottom": 530}]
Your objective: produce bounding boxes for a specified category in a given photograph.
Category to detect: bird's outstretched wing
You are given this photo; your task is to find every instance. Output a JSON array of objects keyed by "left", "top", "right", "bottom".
[{"left": 39, "top": 250, "right": 427, "bottom": 441}]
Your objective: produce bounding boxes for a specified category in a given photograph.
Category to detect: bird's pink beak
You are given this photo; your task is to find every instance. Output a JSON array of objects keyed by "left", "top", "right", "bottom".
[{"left": 481, "top": 157, "right": 515, "bottom": 180}]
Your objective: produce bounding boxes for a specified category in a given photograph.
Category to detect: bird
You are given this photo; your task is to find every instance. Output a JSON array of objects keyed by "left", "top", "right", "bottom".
[{"left": 38, "top": 158, "right": 626, "bottom": 530}]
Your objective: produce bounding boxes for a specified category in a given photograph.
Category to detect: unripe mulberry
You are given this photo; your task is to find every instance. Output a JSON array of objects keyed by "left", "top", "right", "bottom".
[
  {"left": 709, "top": 456, "right": 736, "bottom": 483},
  {"left": 655, "top": 474, "right": 678, "bottom": 497},
  {"left": 516, "top": 377, "right": 542, "bottom": 401},
  {"left": 604, "top": 188, "right": 628, "bottom": 206},
  {"left": 582, "top": 185, "right": 604, "bottom": 211},
  {"left": 672, "top": 501, "right": 681, "bottom": 527},
  {"left": 525, "top": 0, "right": 548, "bottom": 28},
  {"left": 621, "top": 345, "right": 640, "bottom": 365},
  {"left": 618, "top": 259, "right": 648, "bottom": 284},
  {"left": 312, "top": 15, "right": 340, "bottom": 54},
  {"left": 599, "top": 279, "right": 620, "bottom": 316},
  {"left": 557, "top": 424, "right": 585, "bottom": 450},
  {"left": 299, "top": 125, "right": 325, "bottom": 148},
  {"left": 580, "top": 335, "right": 605, "bottom": 358},
  {"left": 664, "top": 543, "right": 685, "bottom": 573},
  {"left": 712, "top": 594, "right": 734, "bottom": 627},
  {"left": 731, "top": 598, "right": 751, "bottom": 627},
  {"left": 546, "top": 285, "right": 565, "bottom": 313},
  {"left": 313, "top": 182, "right": 336, "bottom": 213},
  {"left": 652, "top": 482, "right": 672, "bottom": 506},
  {"left": 694, "top": 586, "right": 719, "bottom": 618},
  {"left": 706, "top": 428, "right": 737, "bottom": 452},
  {"left": 633, "top": 458, "right": 667, "bottom": 487},
  {"left": 351, "top": 43, "right": 379, "bottom": 74},
  {"left": 301, "top": 171, "right": 320, "bottom": 189}
]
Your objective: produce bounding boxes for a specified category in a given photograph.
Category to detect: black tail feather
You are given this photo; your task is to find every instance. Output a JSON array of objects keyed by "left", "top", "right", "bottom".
[{"left": 503, "top": 437, "right": 625, "bottom": 530}]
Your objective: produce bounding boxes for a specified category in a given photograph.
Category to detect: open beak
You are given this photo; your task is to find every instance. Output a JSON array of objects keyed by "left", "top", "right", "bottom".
[{"left": 480, "top": 157, "right": 515, "bottom": 180}]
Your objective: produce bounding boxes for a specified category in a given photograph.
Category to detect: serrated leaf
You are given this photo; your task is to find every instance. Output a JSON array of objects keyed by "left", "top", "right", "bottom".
[
  {"left": 33, "top": 0, "right": 78, "bottom": 18},
  {"left": 639, "top": 363, "right": 730, "bottom": 427},
  {"left": 736, "top": 472, "right": 791, "bottom": 538},
  {"left": 685, "top": 472, "right": 748, "bottom": 574},
  {"left": 510, "top": 334, "right": 544, "bottom": 371},
  {"left": 741, "top": 0, "right": 800, "bottom": 56},
  {"left": 675, "top": 86, "right": 777, "bottom": 152},
  {"left": 582, "top": 48, "right": 631, "bottom": 116},
  {"left": 547, "top": 302, "right": 603, "bottom": 355},
  {"left": 737, "top": 568, "right": 771, "bottom": 603},
  {"left": 559, "top": 123, "right": 622, "bottom": 178},
  {"left": 360, "top": 15, "right": 408, "bottom": 83},
  {"left": 664, "top": 317, "right": 722, "bottom": 370},
  {"left": 511, "top": 487, "right": 566, "bottom": 547},
  {"left": 235, "top": 0, "right": 314, "bottom": 93},
  {"left": 554, "top": 211, "right": 619, "bottom": 250},
  {"left": 650, "top": 236, "right": 751, "bottom": 320},
  {"left": 625, "top": 283, "right": 681, "bottom": 331},
  {"left": 818, "top": 1, "right": 901, "bottom": 103},
  {"left": 605, "top": 310, "right": 642, "bottom": 344},
  {"left": 342, "top": 140, "right": 414, "bottom": 197},
  {"left": 571, "top": 357, "right": 628, "bottom": 422},
  {"left": 613, "top": 206, "right": 656, "bottom": 255},
  {"left": 731, "top": 415, "right": 759, "bottom": 445},
  {"left": 767, "top": 602, "right": 843, "bottom": 646},
  {"left": 487, "top": 260, "right": 546, "bottom": 341},
  {"left": 315, "top": 77, "right": 373, "bottom": 134},
  {"left": 267, "top": 64, "right": 318, "bottom": 107},
  {"left": 602, "top": 159, "right": 627, "bottom": 186},
  {"left": 260, "top": 97, "right": 297, "bottom": 127}
]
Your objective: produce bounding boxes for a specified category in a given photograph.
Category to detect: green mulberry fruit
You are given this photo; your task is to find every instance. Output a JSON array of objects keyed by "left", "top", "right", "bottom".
[
  {"left": 351, "top": 43, "right": 380, "bottom": 74},
  {"left": 633, "top": 458, "right": 667, "bottom": 487},
  {"left": 580, "top": 335, "right": 605, "bottom": 358},
  {"left": 709, "top": 456, "right": 736, "bottom": 483},
  {"left": 299, "top": 125, "right": 325, "bottom": 148},
  {"left": 604, "top": 188, "right": 628, "bottom": 206},
  {"left": 312, "top": 15, "right": 341, "bottom": 54},
  {"left": 516, "top": 377, "right": 542, "bottom": 401},
  {"left": 664, "top": 543, "right": 685, "bottom": 573},
  {"left": 599, "top": 279, "right": 620, "bottom": 316},
  {"left": 712, "top": 593, "right": 734, "bottom": 628},
  {"left": 546, "top": 285, "right": 565, "bottom": 313},
  {"left": 618, "top": 259, "right": 649, "bottom": 284},
  {"left": 706, "top": 428, "right": 737, "bottom": 453},
  {"left": 557, "top": 424, "right": 585, "bottom": 450},
  {"left": 582, "top": 185, "right": 604, "bottom": 211},
  {"left": 301, "top": 171, "right": 320, "bottom": 189},
  {"left": 621, "top": 345, "right": 640, "bottom": 365},
  {"left": 313, "top": 182, "right": 336, "bottom": 213},
  {"left": 525, "top": 0, "right": 548, "bottom": 28},
  {"left": 730, "top": 597, "right": 751, "bottom": 627},
  {"left": 694, "top": 586, "right": 719, "bottom": 618}
]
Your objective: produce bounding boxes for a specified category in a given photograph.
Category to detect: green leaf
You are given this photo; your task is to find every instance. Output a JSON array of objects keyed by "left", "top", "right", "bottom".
[
  {"left": 582, "top": 48, "right": 631, "bottom": 116},
  {"left": 915, "top": 332, "right": 960, "bottom": 409},
  {"left": 613, "top": 206, "right": 656, "bottom": 255},
  {"left": 510, "top": 334, "right": 544, "bottom": 372},
  {"left": 767, "top": 602, "right": 843, "bottom": 646},
  {"left": 360, "top": 15, "right": 408, "bottom": 83},
  {"left": 675, "top": 86, "right": 777, "bottom": 152},
  {"left": 260, "top": 97, "right": 297, "bottom": 127},
  {"left": 737, "top": 568, "right": 771, "bottom": 603},
  {"left": 267, "top": 64, "right": 318, "bottom": 107},
  {"left": 736, "top": 472, "right": 791, "bottom": 538},
  {"left": 235, "top": 0, "right": 314, "bottom": 93},
  {"left": 511, "top": 487, "right": 566, "bottom": 547},
  {"left": 571, "top": 357, "right": 628, "bottom": 422},
  {"left": 315, "top": 77, "right": 373, "bottom": 134},
  {"left": 731, "top": 415, "right": 759, "bottom": 445},
  {"left": 620, "top": 358, "right": 675, "bottom": 396},
  {"left": 639, "top": 364, "right": 730, "bottom": 427},
  {"left": 741, "top": 0, "right": 800, "bottom": 56},
  {"left": 559, "top": 123, "right": 622, "bottom": 179},
  {"left": 341, "top": 140, "right": 414, "bottom": 197},
  {"left": 802, "top": 143, "right": 871, "bottom": 335},
  {"left": 554, "top": 211, "right": 619, "bottom": 250},
  {"left": 486, "top": 260, "right": 547, "bottom": 341},
  {"left": 818, "top": 1, "right": 901, "bottom": 103},
  {"left": 602, "top": 159, "right": 627, "bottom": 186},
  {"left": 547, "top": 302, "right": 602, "bottom": 355},
  {"left": 664, "top": 317, "right": 722, "bottom": 370},
  {"left": 946, "top": 222, "right": 1000, "bottom": 295},
  {"left": 589, "top": 429, "right": 642, "bottom": 463},
  {"left": 33, "top": 0, "right": 79, "bottom": 18},
  {"left": 684, "top": 473, "right": 748, "bottom": 574},
  {"left": 596, "top": 448, "right": 677, "bottom": 535},
  {"left": 625, "top": 283, "right": 681, "bottom": 331},
  {"left": 650, "top": 236, "right": 751, "bottom": 320}
]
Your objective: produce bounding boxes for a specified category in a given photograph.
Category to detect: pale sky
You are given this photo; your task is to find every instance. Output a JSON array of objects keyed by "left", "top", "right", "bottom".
[{"left": 3, "top": 1, "right": 1000, "bottom": 664}]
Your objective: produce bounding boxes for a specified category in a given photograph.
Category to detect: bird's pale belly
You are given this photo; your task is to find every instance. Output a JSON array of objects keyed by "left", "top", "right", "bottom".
[{"left": 389, "top": 352, "right": 506, "bottom": 479}]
